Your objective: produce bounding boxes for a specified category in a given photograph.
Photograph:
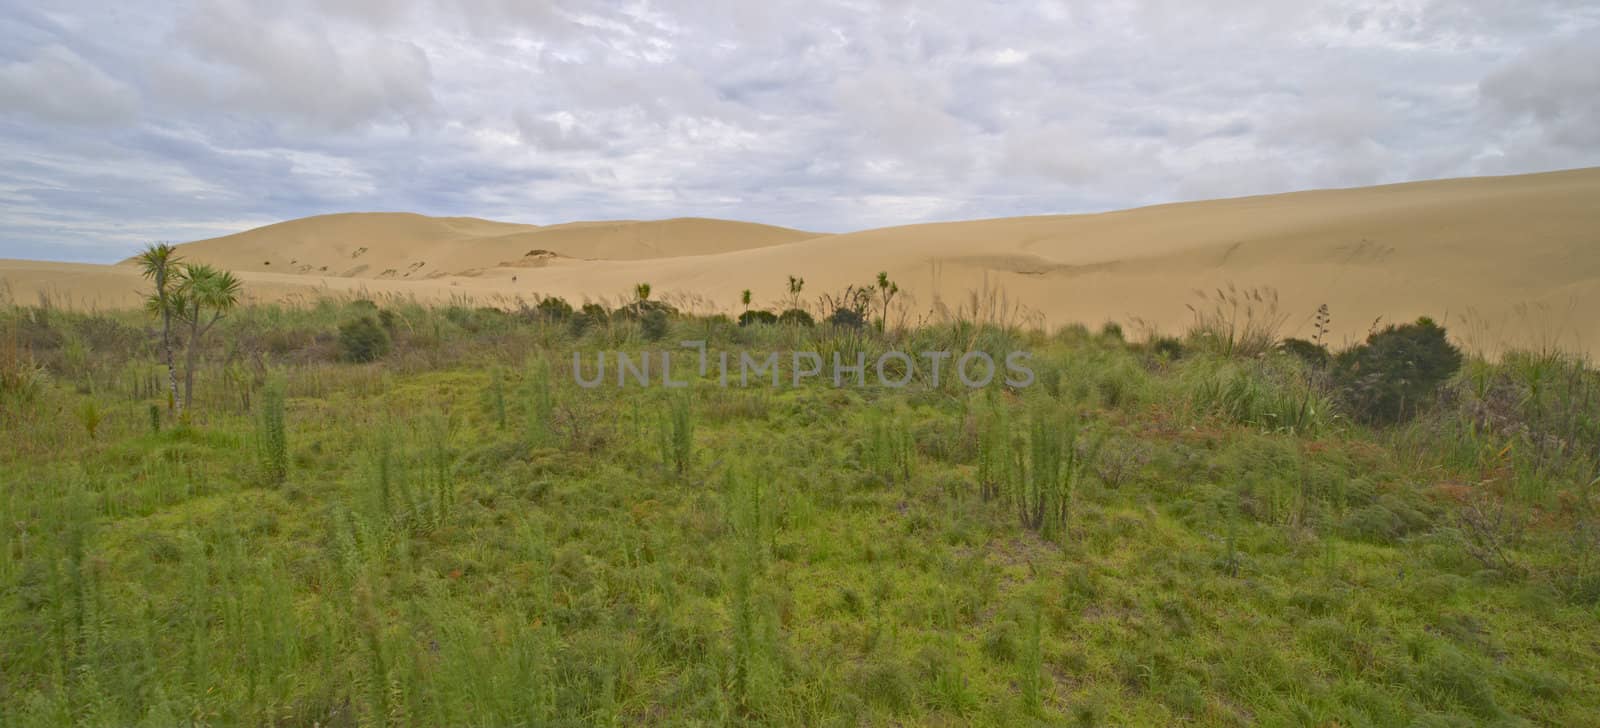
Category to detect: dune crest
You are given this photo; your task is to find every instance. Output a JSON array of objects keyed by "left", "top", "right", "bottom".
[{"left": 120, "top": 212, "right": 822, "bottom": 279}]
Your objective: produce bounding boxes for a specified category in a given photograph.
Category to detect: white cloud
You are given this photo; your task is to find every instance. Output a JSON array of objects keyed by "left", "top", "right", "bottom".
[
  {"left": 1479, "top": 29, "right": 1600, "bottom": 149},
  {"left": 0, "top": 45, "right": 138, "bottom": 125},
  {"left": 0, "top": 0, "right": 1596, "bottom": 259}
]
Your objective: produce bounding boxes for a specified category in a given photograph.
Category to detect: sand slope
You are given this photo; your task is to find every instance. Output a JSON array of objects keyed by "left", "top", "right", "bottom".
[
  {"left": 124, "top": 213, "right": 822, "bottom": 279},
  {"left": 8, "top": 167, "right": 1600, "bottom": 354}
]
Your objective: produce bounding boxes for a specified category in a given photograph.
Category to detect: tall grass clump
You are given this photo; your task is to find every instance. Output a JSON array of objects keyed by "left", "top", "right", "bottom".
[
  {"left": 725, "top": 468, "right": 776, "bottom": 713},
  {"left": 863, "top": 406, "right": 914, "bottom": 485},
  {"left": 659, "top": 391, "right": 694, "bottom": 476},
  {"left": 1018, "top": 406, "right": 1093, "bottom": 542},
  {"left": 524, "top": 357, "right": 555, "bottom": 447},
  {"left": 975, "top": 391, "right": 1014, "bottom": 503},
  {"left": 1182, "top": 354, "right": 1332, "bottom": 435},
  {"left": 1185, "top": 284, "right": 1287, "bottom": 358},
  {"left": 1019, "top": 599, "right": 1044, "bottom": 715},
  {"left": 256, "top": 374, "right": 288, "bottom": 484},
  {"left": 368, "top": 420, "right": 401, "bottom": 521},
  {"left": 419, "top": 409, "right": 454, "bottom": 528},
  {"left": 489, "top": 365, "right": 508, "bottom": 430},
  {"left": 74, "top": 397, "right": 102, "bottom": 440}
]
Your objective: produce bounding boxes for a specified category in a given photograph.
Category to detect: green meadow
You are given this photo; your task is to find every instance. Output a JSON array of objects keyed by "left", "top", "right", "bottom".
[{"left": 2, "top": 290, "right": 1598, "bottom": 726}]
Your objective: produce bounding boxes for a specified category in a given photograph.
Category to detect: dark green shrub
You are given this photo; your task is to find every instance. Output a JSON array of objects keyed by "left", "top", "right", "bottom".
[
  {"left": 1100, "top": 322, "right": 1124, "bottom": 341},
  {"left": 571, "top": 303, "right": 609, "bottom": 334},
  {"left": 616, "top": 299, "right": 676, "bottom": 319},
  {"left": 777, "top": 308, "right": 814, "bottom": 327},
  {"left": 1279, "top": 337, "right": 1330, "bottom": 368},
  {"left": 338, "top": 316, "right": 391, "bottom": 363},
  {"left": 443, "top": 305, "right": 472, "bottom": 326},
  {"left": 535, "top": 296, "right": 574, "bottom": 321},
  {"left": 826, "top": 307, "right": 866, "bottom": 329},
  {"left": 1332, "top": 317, "right": 1462, "bottom": 424},
  {"left": 1150, "top": 336, "right": 1185, "bottom": 361},
  {"left": 615, "top": 300, "right": 677, "bottom": 341},
  {"left": 640, "top": 310, "right": 670, "bottom": 342},
  {"left": 738, "top": 310, "right": 777, "bottom": 327}
]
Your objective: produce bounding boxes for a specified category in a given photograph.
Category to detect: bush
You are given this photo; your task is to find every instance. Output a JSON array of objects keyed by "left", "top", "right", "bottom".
[
  {"left": 826, "top": 307, "right": 867, "bottom": 329},
  {"left": 1279, "top": 338, "right": 1330, "bottom": 368},
  {"left": 534, "top": 296, "right": 574, "bottom": 321},
  {"left": 640, "top": 309, "right": 669, "bottom": 342},
  {"left": 738, "top": 310, "right": 778, "bottom": 327},
  {"left": 338, "top": 316, "right": 391, "bottom": 363},
  {"left": 571, "top": 303, "right": 609, "bottom": 335},
  {"left": 1332, "top": 317, "right": 1462, "bottom": 425},
  {"left": 616, "top": 299, "right": 676, "bottom": 319},
  {"left": 1150, "top": 336, "right": 1185, "bottom": 361},
  {"left": 777, "top": 308, "right": 814, "bottom": 327}
]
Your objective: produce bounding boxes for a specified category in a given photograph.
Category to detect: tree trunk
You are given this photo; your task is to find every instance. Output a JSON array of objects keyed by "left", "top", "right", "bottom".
[
  {"left": 162, "top": 307, "right": 179, "bottom": 415},
  {"left": 184, "top": 316, "right": 199, "bottom": 411}
]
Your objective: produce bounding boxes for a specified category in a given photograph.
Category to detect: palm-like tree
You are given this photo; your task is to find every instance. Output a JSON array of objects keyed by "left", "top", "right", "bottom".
[
  {"left": 875, "top": 271, "right": 899, "bottom": 332},
  {"left": 136, "top": 243, "right": 182, "bottom": 413},
  {"left": 174, "top": 263, "right": 242, "bottom": 411},
  {"left": 787, "top": 275, "right": 804, "bottom": 311}
]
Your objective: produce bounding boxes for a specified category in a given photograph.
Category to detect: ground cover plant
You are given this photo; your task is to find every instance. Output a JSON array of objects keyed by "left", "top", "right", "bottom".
[{"left": 1, "top": 284, "right": 1598, "bottom": 726}]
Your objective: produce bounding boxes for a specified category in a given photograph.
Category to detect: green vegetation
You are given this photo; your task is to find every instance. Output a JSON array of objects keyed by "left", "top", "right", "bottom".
[
  {"left": 1333, "top": 317, "right": 1464, "bottom": 424},
  {"left": 1, "top": 289, "right": 1598, "bottom": 726},
  {"left": 338, "top": 315, "right": 391, "bottom": 363}
]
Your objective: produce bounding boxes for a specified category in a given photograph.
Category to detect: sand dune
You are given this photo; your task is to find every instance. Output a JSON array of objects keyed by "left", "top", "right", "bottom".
[
  {"left": 7, "top": 167, "right": 1600, "bottom": 354},
  {"left": 122, "top": 212, "right": 821, "bottom": 279}
]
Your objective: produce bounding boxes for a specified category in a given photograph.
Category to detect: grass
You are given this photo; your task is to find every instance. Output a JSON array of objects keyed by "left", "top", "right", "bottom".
[{"left": 0, "top": 295, "right": 1598, "bottom": 725}]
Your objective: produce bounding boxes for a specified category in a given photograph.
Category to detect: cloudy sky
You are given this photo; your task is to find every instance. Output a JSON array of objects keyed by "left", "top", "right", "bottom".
[{"left": 2, "top": 0, "right": 1597, "bottom": 261}]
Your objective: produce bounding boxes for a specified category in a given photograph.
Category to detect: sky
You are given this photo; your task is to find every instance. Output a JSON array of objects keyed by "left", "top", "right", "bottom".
[{"left": 1, "top": 1, "right": 1597, "bottom": 262}]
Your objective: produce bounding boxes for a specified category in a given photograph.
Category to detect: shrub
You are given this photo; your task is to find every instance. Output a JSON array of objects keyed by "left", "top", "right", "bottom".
[
  {"left": 1332, "top": 317, "right": 1462, "bottom": 425},
  {"left": 826, "top": 307, "right": 867, "bottom": 329},
  {"left": 572, "top": 303, "right": 609, "bottom": 334},
  {"left": 1150, "top": 335, "right": 1185, "bottom": 361},
  {"left": 616, "top": 299, "right": 675, "bottom": 319},
  {"left": 777, "top": 308, "right": 814, "bottom": 327},
  {"left": 818, "top": 285, "right": 872, "bottom": 330},
  {"left": 738, "top": 310, "right": 778, "bottom": 327},
  {"left": 640, "top": 309, "right": 670, "bottom": 342},
  {"left": 1279, "top": 338, "right": 1330, "bottom": 368},
  {"left": 535, "top": 296, "right": 574, "bottom": 321},
  {"left": 338, "top": 315, "right": 391, "bottom": 363}
]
